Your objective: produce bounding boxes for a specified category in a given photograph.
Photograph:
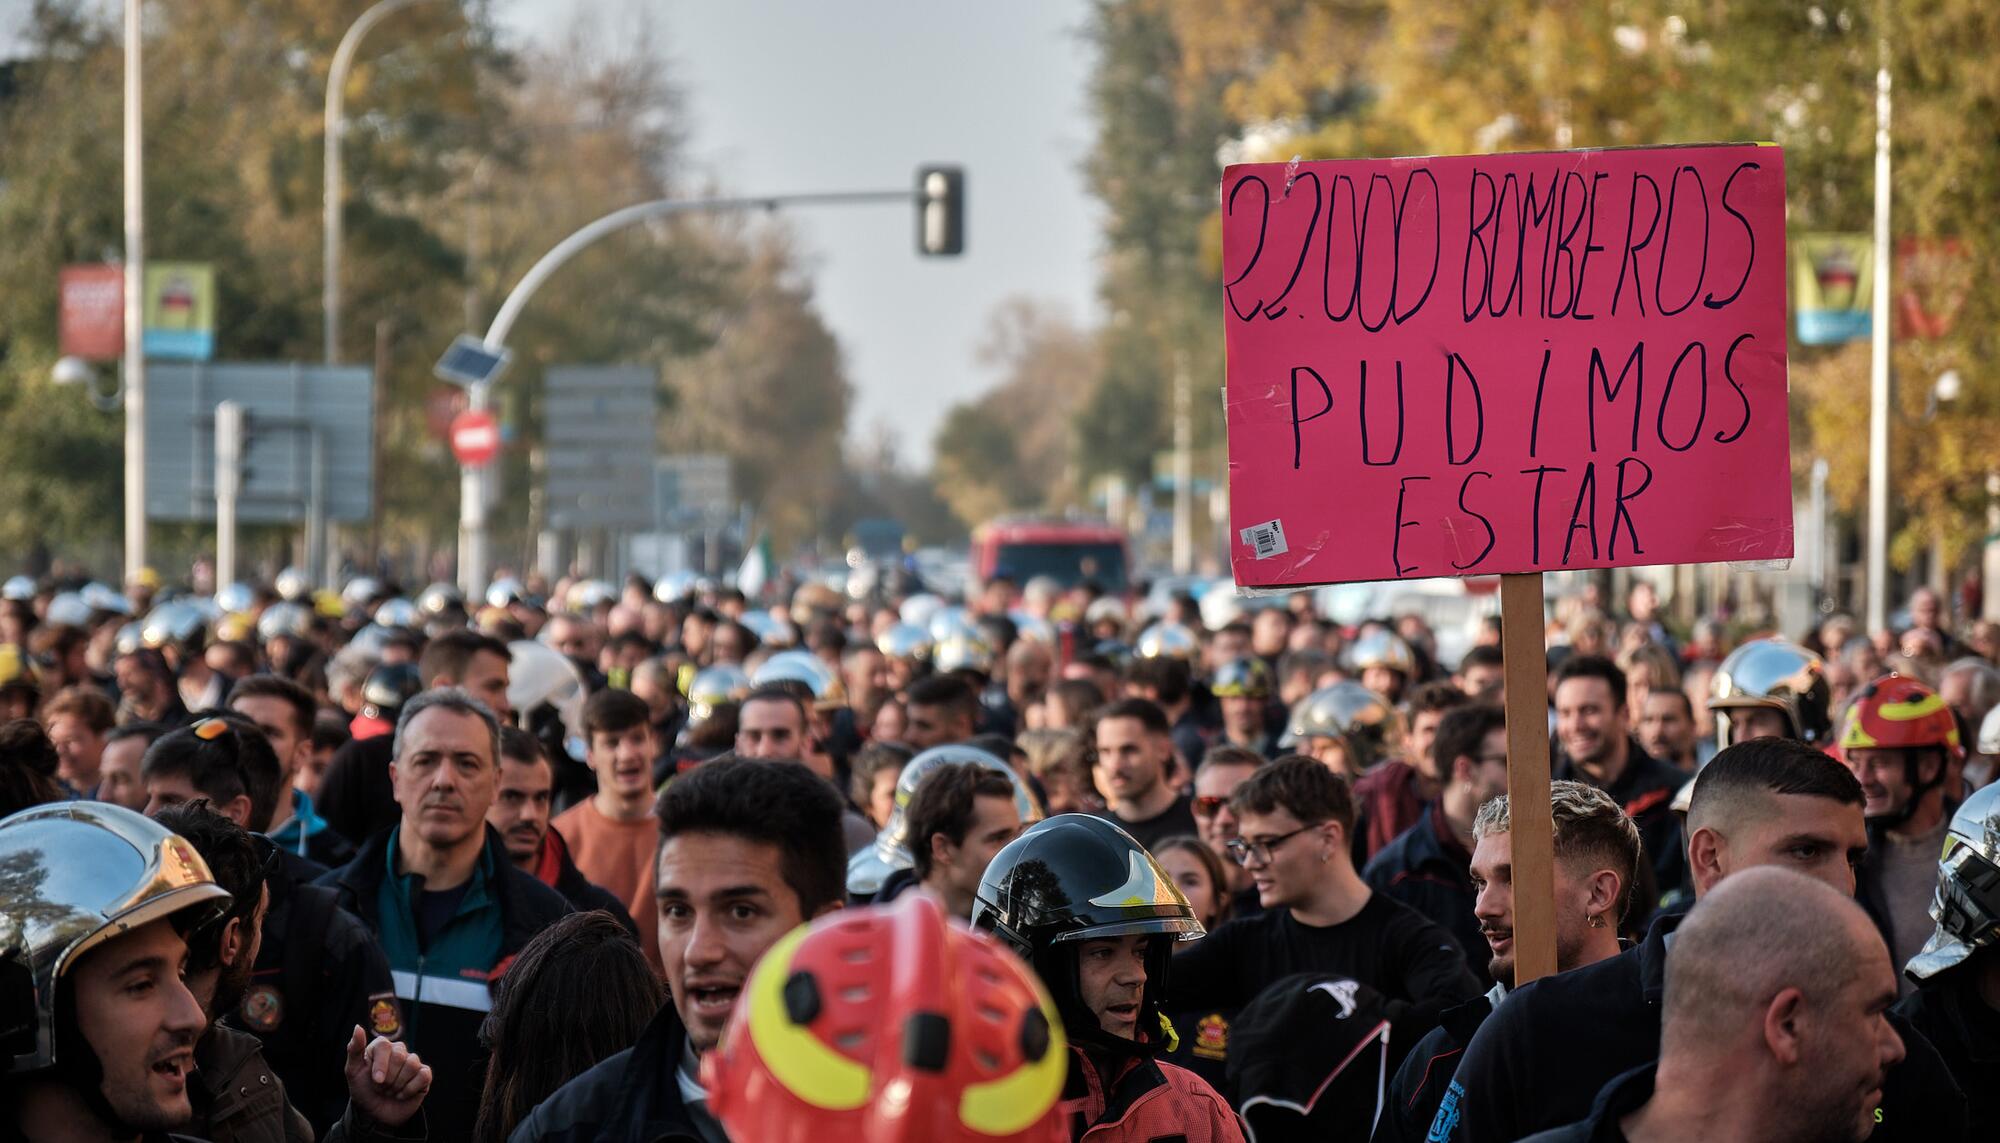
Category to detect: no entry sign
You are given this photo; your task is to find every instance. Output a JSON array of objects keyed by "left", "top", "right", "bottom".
[
  {"left": 450, "top": 410, "right": 501, "bottom": 468},
  {"left": 1223, "top": 144, "right": 1792, "bottom": 590}
]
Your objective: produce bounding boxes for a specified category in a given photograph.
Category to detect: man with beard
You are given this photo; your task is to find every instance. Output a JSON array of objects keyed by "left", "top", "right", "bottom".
[
  {"left": 1636, "top": 689, "right": 1703, "bottom": 774},
  {"left": 1364, "top": 704, "right": 1513, "bottom": 986},
  {"left": 154, "top": 803, "right": 430, "bottom": 1142},
  {"left": 1521, "top": 868, "right": 1907, "bottom": 1143},
  {"left": 1435, "top": 737, "right": 1966, "bottom": 1143},
  {"left": 489, "top": 726, "right": 634, "bottom": 931},
  {"left": 1373, "top": 781, "right": 1636, "bottom": 1142},
  {"left": 114, "top": 647, "right": 192, "bottom": 729},
  {"left": 1552, "top": 655, "right": 1687, "bottom": 898},
  {"left": 1090, "top": 699, "right": 1199, "bottom": 852}
]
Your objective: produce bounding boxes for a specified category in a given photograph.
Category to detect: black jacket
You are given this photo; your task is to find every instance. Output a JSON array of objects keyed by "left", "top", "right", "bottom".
[
  {"left": 231, "top": 867, "right": 397, "bottom": 1138},
  {"left": 1362, "top": 804, "right": 1489, "bottom": 988},
  {"left": 506, "top": 1001, "right": 708, "bottom": 1143},
  {"left": 1372, "top": 988, "right": 1498, "bottom": 1143},
  {"left": 1434, "top": 912, "right": 1967, "bottom": 1143},
  {"left": 1894, "top": 964, "right": 2000, "bottom": 1139},
  {"left": 317, "top": 734, "right": 399, "bottom": 847},
  {"left": 1513, "top": 1063, "right": 1655, "bottom": 1143},
  {"left": 1554, "top": 740, "right": 1687, "bottom": 899},
  {"left": 316, "top": 825, "right": 573, "bottom": 1143}
]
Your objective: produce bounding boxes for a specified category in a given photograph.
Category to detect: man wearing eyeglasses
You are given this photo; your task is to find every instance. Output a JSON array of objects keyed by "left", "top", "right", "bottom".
[{"left": 1170, "top": 756, "right": 1481, "bottom": 1069}]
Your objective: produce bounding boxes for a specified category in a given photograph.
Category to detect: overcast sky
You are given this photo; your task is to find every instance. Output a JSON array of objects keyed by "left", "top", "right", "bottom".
[
  {"left": 493, "top": 1, "right": 1103, "bottom": 465},
  {"left": 2, "top": 0, "right": 1104, "bottom": 466}
]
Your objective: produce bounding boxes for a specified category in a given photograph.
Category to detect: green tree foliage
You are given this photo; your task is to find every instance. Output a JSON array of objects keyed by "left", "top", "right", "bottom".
[
  {"left": 930, "top": 298, "right": 1098, "bottom": 529},
  {"left": 1074, "top": 0, "right": 2000, "bottom": 575},
  {"left": 1074, "top": 0, "right": 1237, "bottom": 489},
  {"left": 0, "top": 2, "right": 854, "bottom": 572}
]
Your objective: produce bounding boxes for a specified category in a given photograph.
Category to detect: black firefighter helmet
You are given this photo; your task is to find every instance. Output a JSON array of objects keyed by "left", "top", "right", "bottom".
[{"left": 970, "top": 813, "right": 1204, "bottom": 1058}]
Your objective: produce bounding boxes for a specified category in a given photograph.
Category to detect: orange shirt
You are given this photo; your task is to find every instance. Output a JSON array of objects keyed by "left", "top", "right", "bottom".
[{"left": 551, "top": 798, "right": 662, "bottom": 975}]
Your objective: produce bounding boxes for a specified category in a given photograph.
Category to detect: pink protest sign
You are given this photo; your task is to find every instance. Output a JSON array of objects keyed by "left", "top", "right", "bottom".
[{"left": 1223, "top": 144, "right": 1791, "bottom": 590}]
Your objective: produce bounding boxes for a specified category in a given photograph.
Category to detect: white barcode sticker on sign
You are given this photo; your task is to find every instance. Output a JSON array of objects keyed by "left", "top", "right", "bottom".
[{"left": 1239, "top": 519, "right": 1288, "bottom": 560}]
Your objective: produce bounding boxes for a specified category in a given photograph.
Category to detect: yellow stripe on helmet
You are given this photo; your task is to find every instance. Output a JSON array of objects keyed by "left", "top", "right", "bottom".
[
  {"left": 744, "top": 924, "right": 871, "bottom": 1111},
  {"left": 959, "top": 986, "right": 1068, "bottom": 1136}
]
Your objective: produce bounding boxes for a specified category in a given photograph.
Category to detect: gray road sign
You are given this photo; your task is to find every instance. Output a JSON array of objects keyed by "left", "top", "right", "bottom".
[
  {"left": 655, "top": 454, "right": 733, "bottom": 528},
  {"left": 544, "top": 365, "right": 657, "bottom": 531},
  {"left": 145, "top": 363, "right": 373, "bottom": 524}
]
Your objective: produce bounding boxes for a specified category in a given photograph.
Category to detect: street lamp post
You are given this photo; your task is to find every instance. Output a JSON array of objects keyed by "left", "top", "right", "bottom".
[
  {"left": 1864, "top": 34, "right": 1893, "bottom": 634},
  {"left": 444, "top": 187, "right": 941, "bottom": 594},
  {"left": 123, "top": 0, "right": 146, "bottom": 584},
  {"left": 324, "top": 0, "right": 442, "bottom": 364}
]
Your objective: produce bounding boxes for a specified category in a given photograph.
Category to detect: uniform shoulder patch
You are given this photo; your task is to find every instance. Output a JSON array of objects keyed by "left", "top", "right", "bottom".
[
  {"left": 240, "top": 984, "right": 284, "bottom": 1033},
  {"left": 1192, "top": 1012, "right": 1230, "bottom": 1061},
  {"left": 368, "top": 994, "right": 402, "bottom": 1038}
]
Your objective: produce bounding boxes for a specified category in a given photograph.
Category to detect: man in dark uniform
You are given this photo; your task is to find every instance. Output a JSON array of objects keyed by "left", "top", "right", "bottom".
[
  {"left": 1433, "top": 738, "right": 1966, "bottom": 1143},
  {"left": 1551, "top": 656, "right": 1688, "bottom": 900}
]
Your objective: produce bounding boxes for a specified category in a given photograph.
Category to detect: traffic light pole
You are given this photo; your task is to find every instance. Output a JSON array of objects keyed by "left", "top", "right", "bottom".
[{"left": 455, "top": 187, "right": 927, "bottom": 595}]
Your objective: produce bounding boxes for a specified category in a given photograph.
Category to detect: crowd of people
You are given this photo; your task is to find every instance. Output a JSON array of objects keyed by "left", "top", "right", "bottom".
[{"left": 3, "top": 563, "right": 1999, "bottom": 1142}]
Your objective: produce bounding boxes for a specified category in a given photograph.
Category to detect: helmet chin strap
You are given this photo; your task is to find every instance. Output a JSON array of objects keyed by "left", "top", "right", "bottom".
[{"left": 53, "top": 985, "right": 147, "bottom": 1139}]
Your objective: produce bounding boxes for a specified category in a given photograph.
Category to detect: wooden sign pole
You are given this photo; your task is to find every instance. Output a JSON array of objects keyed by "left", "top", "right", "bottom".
[{"left": 1498, "top": 572, "right": 1558, "bottom": 985}]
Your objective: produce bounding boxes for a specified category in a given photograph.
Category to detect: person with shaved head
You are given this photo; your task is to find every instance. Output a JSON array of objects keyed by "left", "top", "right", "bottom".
[
  {"left": 1520, "top": 866, "right": 1906, "bottom": 1142},
  {"left": 1432, "top": 737, "right": 1967, "bottom": 1143}
]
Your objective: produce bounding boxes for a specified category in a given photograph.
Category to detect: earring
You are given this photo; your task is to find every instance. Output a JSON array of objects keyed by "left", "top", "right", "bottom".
[{"left": 1587, "top": 913, "right": 1607, "bottom": 929}]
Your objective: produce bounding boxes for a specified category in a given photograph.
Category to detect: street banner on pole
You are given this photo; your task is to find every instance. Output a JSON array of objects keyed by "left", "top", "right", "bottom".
[
  {"left": 1894, "top": 238, "right": 1966, "bottom": 340},
  {"left": 1222, "top": 144, "right": 1793, "bottom": 592},
  {"left": 60, "top": 265, "right": 126, "bottom": 360},
  {"left": 142, "top": 262, "right": 217, "bottom": 360},
  {"left": 1793, "top": 233, "right": 1873, "bottom": 345}
]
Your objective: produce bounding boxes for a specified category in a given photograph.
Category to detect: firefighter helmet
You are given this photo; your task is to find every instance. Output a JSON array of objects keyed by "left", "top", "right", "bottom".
[
  {"left": 703, "top": 893, "right": 1067, "bottom": 1142},
  {"left": 1709, "top": 637, "right": 1833, "bottom": 746},
  {"left": 2, "top": 802, "right": 231, "bottom": 1073}
]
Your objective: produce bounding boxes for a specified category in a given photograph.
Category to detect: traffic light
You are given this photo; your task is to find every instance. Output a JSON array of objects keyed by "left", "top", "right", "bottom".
[{"left": 916, "top": 165, "right": 964, "bottom": 256}]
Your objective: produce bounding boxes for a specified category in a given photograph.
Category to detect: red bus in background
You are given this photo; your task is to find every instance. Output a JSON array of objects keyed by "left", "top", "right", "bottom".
[{"left": 971, "top": 518, "right": 1130, "bottom": 593}]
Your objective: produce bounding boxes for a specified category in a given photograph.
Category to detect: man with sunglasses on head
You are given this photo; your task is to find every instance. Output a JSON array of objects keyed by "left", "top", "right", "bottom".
[
  {"left": 1170, "top": 756, "right": 1482, "bottom": 1068},
  {"left": 1191, "top": 745, "right": 1266, "bottom": 917}
]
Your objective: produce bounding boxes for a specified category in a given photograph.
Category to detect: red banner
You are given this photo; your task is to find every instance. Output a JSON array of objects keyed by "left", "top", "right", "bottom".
[
  {"left": 59, "top": 264, "right": 125, "bottom": 361},
  {"left": 1223, "top": 144, "right": 1793, "bottom": 589}
]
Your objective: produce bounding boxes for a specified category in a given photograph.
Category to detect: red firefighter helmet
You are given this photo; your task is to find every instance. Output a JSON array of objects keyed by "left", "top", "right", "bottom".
[
  {"left": 702, "top": 892, "right": 1068, "bottom": 1143},
  {"left": 1839, "top": 673, "right": 1962, "bottom": 756}
]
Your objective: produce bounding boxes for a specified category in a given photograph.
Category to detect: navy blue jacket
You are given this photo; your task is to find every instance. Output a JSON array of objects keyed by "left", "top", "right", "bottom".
[
  {"left": 1372, "top": 987, "right": 1499, "bottom": 1143},
  {"left": 1434, "top": 912, "right": 1966, "bottom": 1143},
  {"left": 508, "top": 1000, "right": 707, "bottom": 1143},
  {"left": 317, "top": 825, "right": 572, "bottom": 1143},
  {"left": 1362, "top": 804, "right": 1488, "bottom": 988}
]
